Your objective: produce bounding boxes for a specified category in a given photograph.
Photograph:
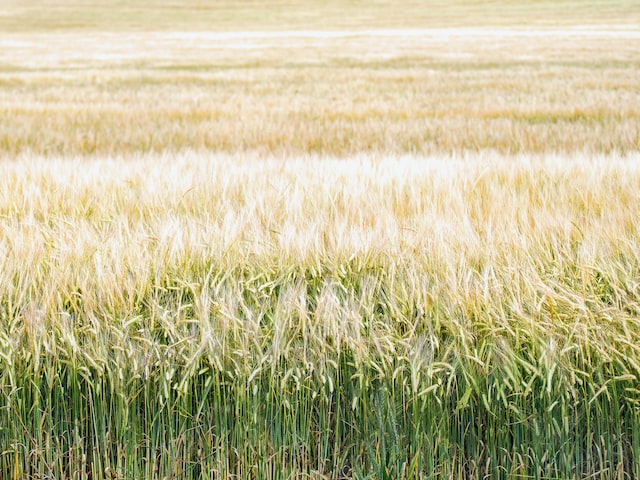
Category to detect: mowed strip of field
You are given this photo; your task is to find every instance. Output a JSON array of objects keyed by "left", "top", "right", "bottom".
[
  {"left": 1, "top": 26, "right": 639, "bottom": 155},
  {"left": 1, "top": 153, "right": 640, "bottom": 478}
]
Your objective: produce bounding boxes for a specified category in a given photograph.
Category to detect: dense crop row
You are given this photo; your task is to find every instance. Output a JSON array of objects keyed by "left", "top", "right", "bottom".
[{"left": 1, "top": 154, "right": 639, "bottom": 478}]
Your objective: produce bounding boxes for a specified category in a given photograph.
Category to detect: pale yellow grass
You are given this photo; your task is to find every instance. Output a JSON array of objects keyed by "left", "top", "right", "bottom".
[
  {"left": 3, "top": 0, "right": 640, "bottom": 32},
  {"left": 1, "top": 28, "right": 638, "bottom": 155},
  {"left": 2, "top": 152, "right": 640, "bottom": 375}
]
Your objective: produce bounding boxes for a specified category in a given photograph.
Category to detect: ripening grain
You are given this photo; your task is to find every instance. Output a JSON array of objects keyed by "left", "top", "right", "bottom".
[
  {"left": 1, "top": 153, "right": 639, "bottom": 478},
  {"left": 1, "top": 1, "right": 640, "bottom": 478},
  {"left": 1, "top": 28, "right": 639, "bottom": 156}
]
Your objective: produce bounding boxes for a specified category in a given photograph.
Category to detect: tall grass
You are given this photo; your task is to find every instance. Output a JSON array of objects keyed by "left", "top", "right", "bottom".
[
  {"left": 2, "top": 29, "right": 639, "bottom": 157},
  {"left": 1, "top": 153, "right": 639, "bottom": 478}
]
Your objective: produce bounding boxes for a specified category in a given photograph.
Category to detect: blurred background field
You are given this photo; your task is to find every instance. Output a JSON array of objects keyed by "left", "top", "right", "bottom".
[
  {"left": 0, "top": 1, "right": 639, "bottom": 156},
  {"left": 2, "top": 0, "right": 640, "bottom": 32}
]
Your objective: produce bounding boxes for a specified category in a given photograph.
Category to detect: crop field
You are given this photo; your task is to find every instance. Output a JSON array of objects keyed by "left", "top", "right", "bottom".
[{"left": 1, "top": 1, "right": 640, "bottom": 479}]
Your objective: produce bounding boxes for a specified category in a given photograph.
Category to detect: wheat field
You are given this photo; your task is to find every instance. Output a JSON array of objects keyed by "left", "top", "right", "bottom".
[{"left": 1, "top": 1, "right": 640, "bottom": 479}]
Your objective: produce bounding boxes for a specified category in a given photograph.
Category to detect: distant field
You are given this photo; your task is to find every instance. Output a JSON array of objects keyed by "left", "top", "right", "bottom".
[
  {"left": 1, "top": 26, "right": 639, "bottom": 156},
  {"left": 1, "top": 1, "right": 639, "bottom": 156},
  {"left": 1, "top": 2, "right": 640, "bottom": 479},
  {"left": 2, "top": 0, "right": 640, "bottom": 32}
]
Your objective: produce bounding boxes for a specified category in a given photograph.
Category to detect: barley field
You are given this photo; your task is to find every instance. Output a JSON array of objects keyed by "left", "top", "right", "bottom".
[{"left": 1, "top": 2, "right": 640, "bottom": 479}]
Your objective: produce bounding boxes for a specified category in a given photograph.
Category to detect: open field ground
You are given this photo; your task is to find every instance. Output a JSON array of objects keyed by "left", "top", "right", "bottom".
[{"left": 1, "top": 1, "right": 640, "bottom": 479}]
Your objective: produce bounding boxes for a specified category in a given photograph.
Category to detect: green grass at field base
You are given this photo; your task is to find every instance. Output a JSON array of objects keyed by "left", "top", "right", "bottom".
[{"left": 3, "top": 352, "right": 638, "bottom": 479}]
